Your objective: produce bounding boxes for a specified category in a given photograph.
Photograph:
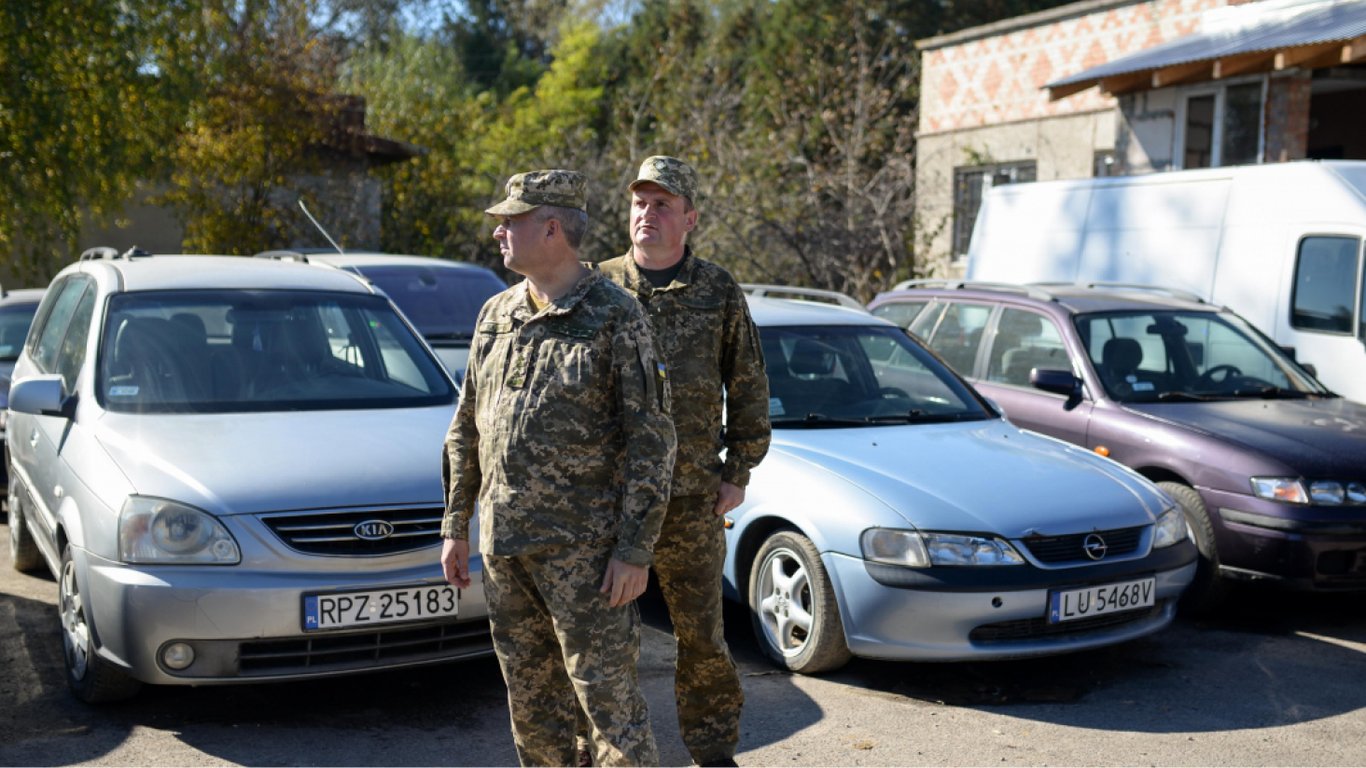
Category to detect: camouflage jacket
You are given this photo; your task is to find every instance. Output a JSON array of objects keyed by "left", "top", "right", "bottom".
[
  {"left": 596, "top": 248, "right": 770, "bottom": 496},
  {"left": 441, "top": 270, "right": 677, "bottom": 566}
]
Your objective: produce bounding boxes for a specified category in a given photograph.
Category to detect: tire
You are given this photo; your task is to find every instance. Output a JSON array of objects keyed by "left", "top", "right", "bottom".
[
  {"left": 748, "top": 530, "right": 852, "bottom": 674},
  {"left": 8, "top": 485, "right": 44, "bottom": 573},
  {"left": 1158, "top": 481, "right": 1228, "bottom": 615},
  {"left": 59, "top": 543, "right": 141, "bottom": 703}
]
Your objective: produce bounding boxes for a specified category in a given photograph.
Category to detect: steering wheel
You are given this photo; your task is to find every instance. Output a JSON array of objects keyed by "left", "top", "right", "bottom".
[
  {"left": 878, "top": 386, "right": 911, "bottom": 399},
  {"left": 1196, "top": 364, "right": 1242, "bottom": 387}
]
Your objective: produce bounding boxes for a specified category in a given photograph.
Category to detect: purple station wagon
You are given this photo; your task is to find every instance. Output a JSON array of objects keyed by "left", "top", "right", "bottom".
[{"left": 870, "top": 281, "right": 1366, "bottom": 611}]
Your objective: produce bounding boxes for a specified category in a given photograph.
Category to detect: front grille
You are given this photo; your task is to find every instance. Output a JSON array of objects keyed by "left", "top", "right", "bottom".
[
  {"left": 239, "top": 618, "right": 493, "bottom": 675},
  {"left": 259, "top": 506, "right": 444, "bottom": 556},
  {"left": 969, "top": 603, "right": 1165, "bottom": 644},
  {"left": 1020, "top": 526, "right": 1144, "bottom": 564}
]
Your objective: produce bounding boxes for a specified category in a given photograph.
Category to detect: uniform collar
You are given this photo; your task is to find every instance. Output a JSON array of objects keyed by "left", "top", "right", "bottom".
[
  {"left": 510, "top": 268, "right": 603, "bottom": 321},
  {"left": 623, "top": 246, "right": 695, "bottom": 294}
]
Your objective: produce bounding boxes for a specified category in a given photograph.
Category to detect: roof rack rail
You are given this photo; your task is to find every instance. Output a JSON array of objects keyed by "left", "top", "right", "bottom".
[
  {"left": 1031, "top": 281, "right": 1206, "bottom": 304},
  {"left": 80, "top": 246, "right": 151, "bottom": 261},
  {"left": 890, "top": 278, "right": 1058, "bottom": 301},
  {"left": 740, "top": 283, "right": 867, "bottom": 311}
]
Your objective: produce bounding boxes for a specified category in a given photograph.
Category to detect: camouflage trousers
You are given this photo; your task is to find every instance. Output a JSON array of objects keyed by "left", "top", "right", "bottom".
[
  {"left": 485, "top": 542, "right": 658, "bottom": 767},
  {"left": 577, "top": 494, "right": 743, "bottom": 765}
]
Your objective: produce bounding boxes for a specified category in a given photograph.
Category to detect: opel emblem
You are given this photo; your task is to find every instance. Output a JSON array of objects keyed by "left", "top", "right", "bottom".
[
  {"left": 354, "top": 520, "right": 395, "bottom": 541},
  {"left": 1083, "top": 533, "right": 1108, "bottom": 561}
]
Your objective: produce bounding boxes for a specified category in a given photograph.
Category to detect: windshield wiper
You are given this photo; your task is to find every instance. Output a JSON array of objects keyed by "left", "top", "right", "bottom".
[
  {"left": 863, "top": 411, "right": 983, "bottom": 424},
  {"left": 424, "top": 332, "right": 474, "bottom": 342},
  {"left": 1154, "top": 391, "right": 1218, "bottom": 402},
  {"left": 771, "top": 413, "right": 875, "bottom": 427},
  {"left": 1228, "top": 385, "right": 1309, "bottom": 399}
]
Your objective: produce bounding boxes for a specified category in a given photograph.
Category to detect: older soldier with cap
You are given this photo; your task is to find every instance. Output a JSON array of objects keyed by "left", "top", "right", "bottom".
[
  {"left": 585, "top": 156, "right": 770, "bottom": 768},
  {"left": 441, "top": 169, "right": 677, "bottom": 767}
]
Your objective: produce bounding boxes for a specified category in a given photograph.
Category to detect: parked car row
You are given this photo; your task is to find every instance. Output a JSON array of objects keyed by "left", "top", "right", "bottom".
[
  {"left": 869, "top": 281, "right": 1366, "bottom": 612},
  {"left": 6, "top": 249, "right": 1356, "bottom": 703},
  {"left": 1, "top": 286, "right": 47, "bottom": 516}
]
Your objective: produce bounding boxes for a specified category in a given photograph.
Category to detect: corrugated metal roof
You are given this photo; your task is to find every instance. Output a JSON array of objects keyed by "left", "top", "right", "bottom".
[{"left": 1047, "top": 0, "right": 1366, "bottom": 90}]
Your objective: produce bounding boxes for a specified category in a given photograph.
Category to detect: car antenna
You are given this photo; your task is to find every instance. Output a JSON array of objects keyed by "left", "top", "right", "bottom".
[{"left": 298, "top": 199, "right": 344, "bottom": 255}]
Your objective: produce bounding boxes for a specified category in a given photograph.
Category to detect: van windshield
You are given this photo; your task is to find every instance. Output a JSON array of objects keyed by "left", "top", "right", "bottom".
[
  {"left": 98, "top": 290, "right": 455, "bottom": 413},
  {"left": 1076, "top": 310, "right": 1330, "bottom": 403}
]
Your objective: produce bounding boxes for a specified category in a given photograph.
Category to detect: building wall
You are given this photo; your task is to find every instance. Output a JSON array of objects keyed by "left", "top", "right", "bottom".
[{"left": 915, "top": 0, "right": 1230, "bottom": 273}]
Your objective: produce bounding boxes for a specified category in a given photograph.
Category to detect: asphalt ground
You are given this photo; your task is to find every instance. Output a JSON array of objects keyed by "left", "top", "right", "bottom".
[{"left": 3, "top": 520, "right": 1366, "bottom": 767}]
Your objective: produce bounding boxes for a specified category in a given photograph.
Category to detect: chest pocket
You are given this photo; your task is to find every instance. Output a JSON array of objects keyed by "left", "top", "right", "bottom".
[
  {"left": 474, "top": 320, "right": 515, "bottom": 392},
  {"left": 661, "top": 294, "right": 724, "bottom": 372},
  {"left": 534, "top": 321, "right": 602, "bottom": 399}
]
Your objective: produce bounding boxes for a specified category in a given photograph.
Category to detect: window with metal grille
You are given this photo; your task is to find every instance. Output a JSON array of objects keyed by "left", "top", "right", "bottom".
[{"left": 952, "top": 161, "right": 1036, "bottom": 259}]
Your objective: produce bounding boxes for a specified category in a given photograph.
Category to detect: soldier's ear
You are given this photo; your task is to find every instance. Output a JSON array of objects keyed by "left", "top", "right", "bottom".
[{"left": 683, "top": 207, "right": 698, "bottom": 232}]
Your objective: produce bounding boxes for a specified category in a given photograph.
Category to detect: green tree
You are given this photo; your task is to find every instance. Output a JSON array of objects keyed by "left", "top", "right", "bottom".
[{"left": 0, "top": 0, "right": 181, "bottom": 285}]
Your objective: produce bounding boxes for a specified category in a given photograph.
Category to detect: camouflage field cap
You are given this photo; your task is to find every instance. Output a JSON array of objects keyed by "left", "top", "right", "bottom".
[
  {"left": 485, "top": 170, "right": 588, "bottom": 216},
  {"left": 628, "top": 156, "right": 699, "bottom": 203}
]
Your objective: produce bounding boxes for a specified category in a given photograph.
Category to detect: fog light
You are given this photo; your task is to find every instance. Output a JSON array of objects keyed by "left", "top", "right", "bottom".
[{"left": 161, "top": 642, "right": 196, "bottom": 671}]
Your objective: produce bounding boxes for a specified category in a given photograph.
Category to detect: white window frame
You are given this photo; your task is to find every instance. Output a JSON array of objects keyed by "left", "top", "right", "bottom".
[{"left": 1174, "top": 75, "right": 1268, "bottom": 170}]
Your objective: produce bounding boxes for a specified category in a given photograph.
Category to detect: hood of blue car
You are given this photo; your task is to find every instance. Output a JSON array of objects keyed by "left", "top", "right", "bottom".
[
  {"left": 772, "top": 421, "right": 1164, "bottom": 538},
  {"left": 94, "top": 406, "right": 454, "bottom": 515},
  {"left": 1126, "top": 397, "right": 1366, "bottom": 475}
]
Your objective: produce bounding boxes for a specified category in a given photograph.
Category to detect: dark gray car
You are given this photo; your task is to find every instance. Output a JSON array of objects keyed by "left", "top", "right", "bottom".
[
  {"left": 869, "top": 282, "right": 1366, "bottom": 611},
  {"left": 1, "top": 287, "right": 46, "bottom": 512}
]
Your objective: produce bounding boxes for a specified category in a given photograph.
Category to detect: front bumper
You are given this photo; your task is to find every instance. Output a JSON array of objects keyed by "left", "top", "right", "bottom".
[
  {"left": 823, "top": 541, "right": 1197, "bottom": 662},
  {"left": 1200, "top": 487, "right": 1366, "bottom": 589},
  {"left": 76, "top": 546, "right": 492, "bottom": 686}
]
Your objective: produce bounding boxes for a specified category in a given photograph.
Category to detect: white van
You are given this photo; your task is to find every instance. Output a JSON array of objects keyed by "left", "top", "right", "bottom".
[{"left": 965, "top": 160, "right": 1366, "bottom": 402}]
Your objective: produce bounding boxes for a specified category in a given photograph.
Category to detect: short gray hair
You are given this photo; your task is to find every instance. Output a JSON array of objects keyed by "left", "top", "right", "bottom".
[{"left": 535, "top": 205, "right": 590, "bottom": 249}]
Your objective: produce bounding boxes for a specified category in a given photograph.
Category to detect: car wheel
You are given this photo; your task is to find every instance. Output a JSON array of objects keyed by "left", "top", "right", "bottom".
[
  {"left": 8, "top": 487, "right": 44, "bottom": 573},
  {"left": 59, "top": 543, "right": 141, "bottom": 703},
  {"left": 1158, "top": 481, "right": 1228, "bottom": 615},
  {"left": 748, "top": 529, "right": 852, "bottom": 674}
]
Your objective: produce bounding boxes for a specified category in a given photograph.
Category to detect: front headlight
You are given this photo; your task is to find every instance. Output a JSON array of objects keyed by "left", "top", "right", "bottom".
[
  {"left": 1152, "top": 505, "right": 1187, "bottom": 549},
  {"left": 119, "top": 497, "right": 240, "bottom": 564},
  {"left": 861, "top": 528, "right": 1023, "bottom": 567},
  {"left": 1252, "top": 477, "right": 1366, "bottom": 506}
]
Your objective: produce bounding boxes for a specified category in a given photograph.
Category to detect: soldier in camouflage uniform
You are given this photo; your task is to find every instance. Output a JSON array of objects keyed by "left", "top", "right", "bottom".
[
  {"left": 584, "top": 156, "right": 771, "bottom": 767},
  {"left": 440, "top": 169, "right": 677, "bottom": 767}
]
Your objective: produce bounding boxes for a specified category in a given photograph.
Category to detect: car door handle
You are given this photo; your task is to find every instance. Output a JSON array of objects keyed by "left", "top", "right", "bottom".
[
  {"left": 30, "top": 429, "right": 39, "bottom": 447},
  {"left": 53, "top": 485, "right": 64, "bottom": 499}
]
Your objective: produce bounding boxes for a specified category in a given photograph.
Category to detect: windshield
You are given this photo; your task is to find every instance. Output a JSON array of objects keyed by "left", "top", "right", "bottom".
[
  {"left": 761, "top": 324, "right": 993, "bottom": 427},
  {"left": 352, "top": 264, "right": 504, "bottom": 339},
  {"left": 98, "top": 290, "right": 455, "bottom": 413},
  {"left": 0, "top": 302, "right": 40, "bottom": 363},
  {"left": 1077, "top": 310, "right": 1329, "bottom": 403}
]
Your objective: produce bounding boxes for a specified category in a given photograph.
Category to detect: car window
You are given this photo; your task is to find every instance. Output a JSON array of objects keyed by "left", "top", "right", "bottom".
[
  {"left": 920, "top": 301, "right": 992, "bottom": 376},
  {"left": 985, "top": 308, "right": 1068, "bottom": 387},
  {"left": 54, "top": 285, "right": 97, "bottom": 390},
  {"left": 1291, "top": 236, "right": 1361, "bottom": 335},
  {"left": 354, "top": 265, "right": 505, "bottom": 339},
  {"left": 870, "top": 300, "right": 927, "bottom": 329},
  {"left": 98, "top": 289, "right": 455, "bottom": 413},
  {"left": 761, "top": 324, "right": 989, "bottom": 425},
  {"left": 1077, "top": 310, "right": 1321, "bottom": 401},
  {"left": 0, "top": 301, "right": 40, "bottom": 362},
  {"left": 30, "top": 277, "right": 92, "bottom": 375}
]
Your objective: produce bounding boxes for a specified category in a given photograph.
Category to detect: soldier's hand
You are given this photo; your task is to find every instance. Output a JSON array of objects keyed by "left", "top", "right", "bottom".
[
  {"left": 441, "top": 538, "right": 471, "bottom": 589},
  {"left": 601, "top": 559, "right": 649, "bottom": 607},
  {"left": 713, "top": 481, "right": 746, "bottom": 516}
]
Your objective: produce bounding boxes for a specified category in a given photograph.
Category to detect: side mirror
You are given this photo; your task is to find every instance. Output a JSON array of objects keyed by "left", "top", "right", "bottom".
[
  {"left": 1030, "top": 368, "right": 1082, "bottom": 397},
  {"left": 8, "top": 374, "right": 74, "bottom": 418}
]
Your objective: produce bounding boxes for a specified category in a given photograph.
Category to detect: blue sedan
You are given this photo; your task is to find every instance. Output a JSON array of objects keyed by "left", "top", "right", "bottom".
[{"left": 725, "top": 296, "right": 1197, "bottom": 673}]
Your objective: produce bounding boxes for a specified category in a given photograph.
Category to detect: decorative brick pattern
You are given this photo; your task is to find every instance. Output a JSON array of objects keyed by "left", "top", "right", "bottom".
[{"left": 919, "top": 0, "right": 1229, "bottom": 135}]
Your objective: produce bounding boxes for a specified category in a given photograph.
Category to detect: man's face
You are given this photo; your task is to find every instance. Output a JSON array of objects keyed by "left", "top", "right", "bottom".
[
  {"left": 630, "top": 182, "right": 697, "bottom": 251},
  {"left": 492, "top": 211, "right": 545, "bottom": 275}
]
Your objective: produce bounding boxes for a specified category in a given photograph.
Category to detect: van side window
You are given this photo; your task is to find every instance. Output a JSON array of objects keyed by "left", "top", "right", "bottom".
[
  {"left": 31, "top": 276, "right": 93, "bottom": 377},
  {"left": 1292, "top": 236, "right": 1362, "bottom": 336},
  {"left": 870, "top": 300, "right": 927, "bottom": 330}
]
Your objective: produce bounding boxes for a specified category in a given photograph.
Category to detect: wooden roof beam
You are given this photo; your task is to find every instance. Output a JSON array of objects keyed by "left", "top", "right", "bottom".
[
  {"left": 1151, "top": 60, "right": 1215, "bottom": 88},
  {"left": 1098, "top": 70, "right": 1154, "bottom": 96},
  {"left": 1047, "top": 80, "right": 1098, "bottom": 101},
  {"left": 1275, "top": 41, "right": 1346, "bottom": 69},
  {"left": 1213, "top": 52, "right": 1275, "bottom": 79}
]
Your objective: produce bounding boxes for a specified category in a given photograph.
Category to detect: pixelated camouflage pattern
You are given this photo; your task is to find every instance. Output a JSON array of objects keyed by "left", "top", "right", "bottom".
[
  {"left": 628, "top": 156, "right": 699, "bottom": 203},
  {"left": 654, "top": 494, "right": 743, "bottom": 763},
  {"left": 485, "top": 542, "right": 658, "bottom": 767},
  {"left": 441, "top": 269, "right": 676, "bottom": 567},
  {"left": 486, "top": 169, "right": 589, "bottom": 215},
  {"left": 596, "top": 248, "right": 771, "bottom": 495}
]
